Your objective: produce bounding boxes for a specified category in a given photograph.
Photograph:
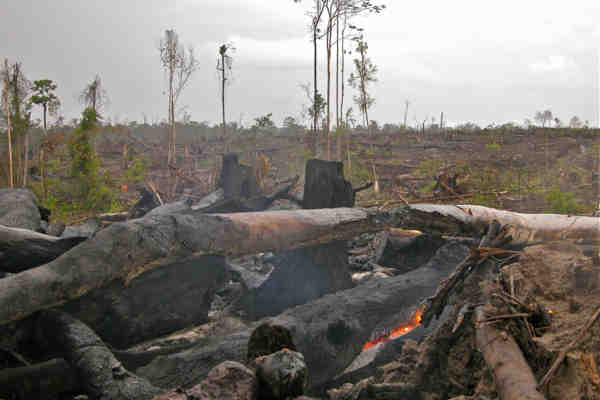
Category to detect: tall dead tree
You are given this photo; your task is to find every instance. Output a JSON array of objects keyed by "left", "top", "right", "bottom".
[
  {"left": 79, "top": 74, "right": 107, "bottom": 115},
  {"left": 348, "top": 38, "right": 377, "bottom": 135},
  {"left": 217, "top": 43, "right": 234, "bottom": 147},
  {"left": 159, "top": 29, "right": 198, "bottom": 166},
  {"left": 1, "top": 60, "right": 31, "bottom": 188},
  {"left": 2, "top": 60, "right": 13, "bottom": 188}
]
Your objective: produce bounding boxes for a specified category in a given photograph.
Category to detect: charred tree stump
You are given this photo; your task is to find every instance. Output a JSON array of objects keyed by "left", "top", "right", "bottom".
[
  {"left": 34, "top": 310, "right": 161, "bottom": 400},
  {"left": 241, "top": 159, "right": 355, "bottom": 319},
  {"left": 128, "top": 187, "right": 162, "bottom": 220},
  {"left": 219, "top": 153, "right": 261, "bottom": 199},
  {"left": 303, "top": 159, "right": 354, "bottom": 209}
]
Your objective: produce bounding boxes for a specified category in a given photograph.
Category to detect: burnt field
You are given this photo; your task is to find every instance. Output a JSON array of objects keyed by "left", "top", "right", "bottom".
[{"left": 0, "top": 126, "right": 599, "bottom": 400}]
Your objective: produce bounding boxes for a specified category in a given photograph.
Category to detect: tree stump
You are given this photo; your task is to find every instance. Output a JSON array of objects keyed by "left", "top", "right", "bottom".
[
  {"left": 219, "top": 153, "right": 261, "bottom": 199},
  {"left": 241, "top": 159, "right": 355, "bottom": 319},
  {"left": 303, "top": 159, "right": 354, "bottom": 209}
]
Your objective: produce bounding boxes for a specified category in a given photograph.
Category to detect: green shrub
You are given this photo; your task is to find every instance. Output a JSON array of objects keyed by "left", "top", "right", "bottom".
[
  {"left": 67, "top": 107, "right": 117, "bottom": 213},
  {"left": 544, "top": 186, "right": 585, "bottom": 214},
  {"left": 125, "top": 155, "right": 151, "bottom": 184}
]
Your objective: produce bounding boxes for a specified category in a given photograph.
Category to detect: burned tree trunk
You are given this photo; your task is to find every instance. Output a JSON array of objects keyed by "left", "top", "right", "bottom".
[
  {"left": 0, "top": 225, "right": 86, "bottom": 273},
  {"left": 0, "top": 205, "right": 596, "bottom": 326},
  {"left": 303, "top": 159, "right": 354, "bottom": 209},
  {"left": 197, "top": 176, "right": 299, "bottom": 214},
  {"left": 61, "top": 256, "right": 229, "bottom": 348},
  {"left": 410, "top": 204, "right": 600, "bottom": 245},
  {"left": 241, "top": 160, "right": 354, "bottom": 319},
  {"left": 34, "top": 310, "right": 161, "bottom": 400},
  {"left": 0, "top": 358, "right": 80, "bottom": 400},
  {"left": 219, "top": 153, "right": 261, "bottom": 199},
  {"left": 0, "top": 207, "right": 385, "bottom": 326},
  {"left": 474, "top": 307, "right": 546, "bottom": 400},
  {"left": 136, "top": 242, "right": 471, "bottom": 391}
]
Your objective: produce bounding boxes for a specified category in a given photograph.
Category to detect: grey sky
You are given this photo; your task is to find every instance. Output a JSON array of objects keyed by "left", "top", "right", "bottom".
[{"left": 2, "top": 0, "right": 600, "bottom": 127}]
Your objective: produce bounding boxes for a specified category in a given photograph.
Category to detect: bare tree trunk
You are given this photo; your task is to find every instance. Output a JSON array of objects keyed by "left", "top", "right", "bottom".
[
  {"left": 42, "top": 103, "right": 47, "bottom": 134},
  {"left": 167, "top": 67, "right": 175, "bottom": 166},
  {"left": 23, "top": 128, "right": 28, "bottom": 187},
  {"left": 3, "top": 62, "right": 14, "bottom": 188},
  {"left": 335, "top": 1, "right": 341, "bottom": 161},
  {"left": 403, "top": 100, "right": 409, "bottom": 128},
  {"left": 313, "top": 20, "right": 319, "bottom": 139},
  {"left": 327, "top": 32, "right": 332, "bottom": 160},
  {"left": 221, "top": 52, "right": 226, "bottom": 140}
]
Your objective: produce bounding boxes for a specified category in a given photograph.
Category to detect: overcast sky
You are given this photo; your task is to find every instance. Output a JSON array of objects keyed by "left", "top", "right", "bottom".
[{"left": 2, "top": 0, "right": 600, "bottom": 127}]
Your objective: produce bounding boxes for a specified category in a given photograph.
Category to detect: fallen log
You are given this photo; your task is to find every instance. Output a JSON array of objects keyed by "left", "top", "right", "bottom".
[
  {"left": 411, "top": 204, "right": 600, "bottom": 245},
  {"left": 0, "top": 358, "right": 80, "bottom": 399},
  {"left": 196, "top": 175, "right": 299, "bottom": 214},
  {"left": 472, "top": 222, "right": 545, "bottom": 400},
  {"left": 1, "top": 205, "right": 597, "bottom": 326},
  {"left": 35, "top": 310, "right": 161, "bottom": 400},
  {"left": 242, "top": 161, "right": 353, "bottom": 319},
  {"left": 475, "top": 307, "right": 546, "bottom": 400},
  {"left": 0, "top": 225, "right": 86, "bottom": 273},
  {"left": 61, "top": 255, "right": 229, "bottom": 348},
  {"left": 0, "top": 207, "right": 388, "bottom": 325},
  {"left": 137, "top": 242, "right": 471, "bottom": 392},
  {"left": 0, "top": 188, "right": 42, "bottom": 231}
]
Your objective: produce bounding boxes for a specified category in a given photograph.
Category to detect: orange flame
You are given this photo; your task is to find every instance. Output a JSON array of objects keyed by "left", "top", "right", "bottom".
[{"left": 362, "top": 306, "right": 425, "bottom": 351}]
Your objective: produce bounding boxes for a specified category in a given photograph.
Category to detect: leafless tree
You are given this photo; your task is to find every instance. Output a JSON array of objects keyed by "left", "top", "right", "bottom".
[
  {"left": 217, "top": 43, "right": 234, "bottom": 141},
  {"left": 569, "top": 115, "right": 582, "bottom": 128},
  {"left": 2, "top": 60, "right": 31, "bottom": 188},
  {"left": 1, "top": 60, "right": 13, "bottom": 188},
  {"left": 159, "top": 29, "right": 198, "bottom": 166},
  {"left": 534, "top": 109, "right": 553, "bottom": 128},
  {"left": 348, "top": 38, "right": 377, "bottom": 135},
  {"left": 79, "top": 74, "right": 108, "bottom": 114}
]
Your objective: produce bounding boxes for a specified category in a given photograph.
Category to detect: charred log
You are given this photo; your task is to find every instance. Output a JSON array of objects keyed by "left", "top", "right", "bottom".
[
  {"left": 0, "top": 188, "right": 42, "bottom": 232},
  {"left": 240, "top": 160, "right": 355, "bottom": 318},
  {"left": 0, "top": 225, "right": 86, "bottom": 273},
  {"left": 128, "top": 187, "right": 162, "bottom": 219},
  {"left": 247, "top": 323, "right": 297, "bottom": 362},
  {"left": 197, "top": 176, "right": 299, "bottom": 214},
  {"left": 34, "top": 310, "right": 161, "bottom": 400},
  {"left": 374, "top": 231, "right": 446, "bottom": 273},
  {"left": 60, "top": 255, "right": 229, "bottom": 348},
  {"left": 0, "top": 207, "right": 385, "bottom": 326},
  {"left": 136, "top": 242, "right": 471, "bottom": 392},
  {"left": 0, "top": 358, "right": 81, "bottom": 400},
  {"left": 1, "top": 205, "right": 597, "bottom": 326}
]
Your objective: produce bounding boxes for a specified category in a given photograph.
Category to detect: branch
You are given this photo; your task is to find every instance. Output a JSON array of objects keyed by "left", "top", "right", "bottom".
[{"left": 538, "top": 306, "right": 600, "bottom": 388}]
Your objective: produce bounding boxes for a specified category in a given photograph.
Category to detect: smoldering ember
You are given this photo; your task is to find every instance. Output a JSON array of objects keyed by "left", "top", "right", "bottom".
[{"left": 2, "top": 2, "right": 600, "bottom": 400}]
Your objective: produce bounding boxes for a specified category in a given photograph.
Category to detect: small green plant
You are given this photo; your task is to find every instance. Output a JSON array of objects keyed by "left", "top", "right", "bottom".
[
  {"left": 544, "top": 186, "right": 585, "bottom": 214},
  {"left": 485, "top": 143, "right": 500, "bottom": 150},
  {"left": 124, "top": 155, "right": 151, "bottom": 184},
  {"left": 419, "top": 181, "right": 437, "bottom": 193}
]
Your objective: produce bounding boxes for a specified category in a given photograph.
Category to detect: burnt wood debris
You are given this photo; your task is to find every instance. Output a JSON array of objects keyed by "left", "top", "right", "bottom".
[{"left": 0, "top": 156, "right": 599, "bottom": 399}]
